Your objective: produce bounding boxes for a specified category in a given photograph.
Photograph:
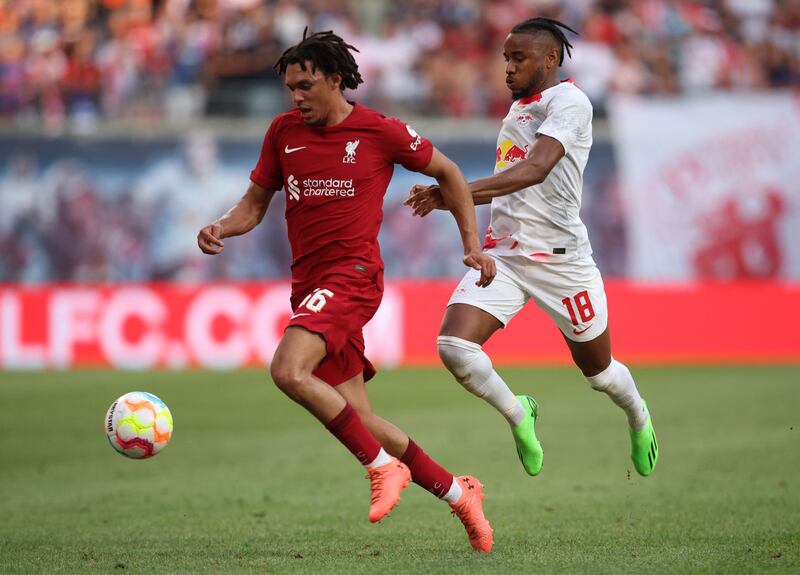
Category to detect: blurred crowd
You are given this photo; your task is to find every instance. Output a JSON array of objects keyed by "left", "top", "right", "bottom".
[
  {"left": 0, "top": 135, "right": 299, "bottom": 282},
  {"left": 0, "top": 0, "right": 798, "bottom": 128}
]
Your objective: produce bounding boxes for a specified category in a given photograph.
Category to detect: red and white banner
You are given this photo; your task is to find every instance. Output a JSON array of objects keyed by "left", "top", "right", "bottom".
[
  {"left": 1, "top": 281, "right": 798, "bottom": 370},
  {"left": 609, "top": 93, "right": 800, "bottom": 280}
]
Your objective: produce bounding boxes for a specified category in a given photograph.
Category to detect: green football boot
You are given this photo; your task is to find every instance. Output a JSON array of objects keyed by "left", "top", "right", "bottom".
[
  {"left": 629, "top": 400, "right": 658, "bottom": 476},
  {"left": 511, "top": 395, "right": 543, "bottom": 476}
]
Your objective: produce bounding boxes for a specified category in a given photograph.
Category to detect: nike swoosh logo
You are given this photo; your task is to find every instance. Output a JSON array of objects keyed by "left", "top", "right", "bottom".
[
  {"left": 284, "top": 145, "right": 306, "bottom": 154},
  {"left": 290, "top": 312, "right": 311, "bottom": 319},
  {"left": 573, "top": 325, "right": 592, "bottom": 335}
]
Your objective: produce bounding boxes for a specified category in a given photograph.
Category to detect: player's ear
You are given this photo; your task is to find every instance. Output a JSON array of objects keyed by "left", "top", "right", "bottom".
[
  {"left": 328, "top": 72, "right": 343, "bottom": 92},
  {"left": 546, "top": 47, "right": 559, "bottom": 70}
]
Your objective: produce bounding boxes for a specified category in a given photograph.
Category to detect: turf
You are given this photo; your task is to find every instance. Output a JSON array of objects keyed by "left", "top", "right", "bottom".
[{"left": 1, "top": 366, "right": 798, "bottom": 574}]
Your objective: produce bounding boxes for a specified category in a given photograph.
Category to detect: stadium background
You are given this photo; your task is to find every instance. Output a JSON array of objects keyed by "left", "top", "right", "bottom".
[{"left": 1, "top": 1, "right": 799, "bottom": 573}]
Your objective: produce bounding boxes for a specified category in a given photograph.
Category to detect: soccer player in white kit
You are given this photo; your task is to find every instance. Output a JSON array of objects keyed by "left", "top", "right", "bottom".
[{"left": 405, "top": 17, "right": 659, "bottom": 477}]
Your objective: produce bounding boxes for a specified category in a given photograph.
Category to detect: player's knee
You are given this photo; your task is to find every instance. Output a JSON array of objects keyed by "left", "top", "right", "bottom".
[
  {"left": 437, "top": 336, "right": 474, "bottom": 379},
  {"left": 269, "top": 361, "right": 306, "bottom": 396},
  {"left": 584, "top": 358, "right": 618, "bottom": 392},
  {"left": 437, "top": 335, "right": 490, "bottom": 385},
  {"left": 574, "top": 353, "right": 613, "bottom": 379}
]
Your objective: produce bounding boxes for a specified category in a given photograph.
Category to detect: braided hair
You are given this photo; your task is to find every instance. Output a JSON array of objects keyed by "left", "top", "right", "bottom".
[
  {"left": 274, "top": 28, "right": 363, "bottom": 91},
  {"left": 511, "top": 17, "right": 578, "bottom": 66}
]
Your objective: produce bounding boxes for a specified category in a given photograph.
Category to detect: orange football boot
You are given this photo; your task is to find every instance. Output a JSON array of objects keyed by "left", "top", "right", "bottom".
[
  {"left": 367, "top": 458, "right": 411, "bottom": 523},
  {"left": 449, "top": 475, "right": 493, "bottom": 553}
]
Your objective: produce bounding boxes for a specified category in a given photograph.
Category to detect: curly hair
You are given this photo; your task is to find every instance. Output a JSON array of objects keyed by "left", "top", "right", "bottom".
[
  {"left": 274, "top": 28, "right": 363, "bottom": 91},
  {"left": 511, "top": 17, "right": 579, "bottom": 66}
]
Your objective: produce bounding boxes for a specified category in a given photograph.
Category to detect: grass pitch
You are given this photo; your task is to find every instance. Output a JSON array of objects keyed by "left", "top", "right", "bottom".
[{"left": 1, "top": 365, "right": 798, "bottom": 574}]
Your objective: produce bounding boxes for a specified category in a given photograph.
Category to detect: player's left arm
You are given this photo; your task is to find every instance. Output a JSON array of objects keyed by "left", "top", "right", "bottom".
[{"left": 421, "top": 148, "right": 496, "bottom": 287}]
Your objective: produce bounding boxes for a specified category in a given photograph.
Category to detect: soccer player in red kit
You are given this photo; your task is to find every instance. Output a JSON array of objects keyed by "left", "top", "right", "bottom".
[{"left": 197, "top": 30, "right": 494, "bottom": 553}]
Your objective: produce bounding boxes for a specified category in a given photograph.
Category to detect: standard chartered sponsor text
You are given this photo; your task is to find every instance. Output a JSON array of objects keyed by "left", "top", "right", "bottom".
[{"left": 302, "top": 178, "right": 355, "bottom": 197}]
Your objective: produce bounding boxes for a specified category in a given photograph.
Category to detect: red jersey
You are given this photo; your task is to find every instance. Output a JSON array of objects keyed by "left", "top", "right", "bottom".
[{"left": 250, "top": 103, "right": 433, "bottom": 286}]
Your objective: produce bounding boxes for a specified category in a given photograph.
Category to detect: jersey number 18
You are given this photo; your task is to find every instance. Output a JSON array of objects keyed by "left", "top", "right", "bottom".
[{"left": 561, "top": 290, "right": 595, "bottom": 325}]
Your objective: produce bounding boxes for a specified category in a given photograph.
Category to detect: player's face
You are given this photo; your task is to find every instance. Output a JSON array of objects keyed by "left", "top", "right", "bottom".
[
  {"left": 285, "top": 62, "right": 342, "bottom": 126},
  {"left": 503, "top": 33, "right": 558, "bottom": 100}
]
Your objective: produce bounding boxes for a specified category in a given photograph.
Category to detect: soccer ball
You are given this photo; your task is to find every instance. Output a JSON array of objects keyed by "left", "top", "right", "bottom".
[{"left": 105, "top": 392, "right": 173, "bottom": 459}]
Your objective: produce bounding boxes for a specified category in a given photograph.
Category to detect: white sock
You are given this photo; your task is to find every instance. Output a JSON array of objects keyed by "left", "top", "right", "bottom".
[
  {"left": 585, "top": 359, "right": 648, "bottom": 431},
  {"left": 366, "top": 448, "right": 392, "bottom": 469},
  {"left": 442, "top": 476, "right": 463, "bottom": 503},
  {"left": 437, "top": 336, "right": 525, "bottom": 426}
]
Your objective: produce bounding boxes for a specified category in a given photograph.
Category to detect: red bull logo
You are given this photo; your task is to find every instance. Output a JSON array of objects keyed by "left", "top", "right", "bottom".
[{"left": 495, "top": 139, "right": 529, "bottom": 169}]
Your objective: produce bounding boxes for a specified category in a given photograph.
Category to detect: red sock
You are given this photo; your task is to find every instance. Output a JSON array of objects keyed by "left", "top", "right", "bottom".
[
  {"left": 325, "top": 404, "right": 381, "bottom": 466},
  {"left": 401, "top": 439, "right": 454, "bottom": 498}
]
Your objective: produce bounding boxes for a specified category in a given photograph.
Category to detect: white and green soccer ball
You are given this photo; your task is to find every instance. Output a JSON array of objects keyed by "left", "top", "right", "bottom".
[{"left": 105, "top": 392, "right": 173, "bottom": 459}]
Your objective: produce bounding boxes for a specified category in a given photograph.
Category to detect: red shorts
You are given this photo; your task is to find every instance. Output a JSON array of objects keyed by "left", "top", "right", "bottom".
[{"left": 287, "top": 269, "right": 383, "bottom": 386}]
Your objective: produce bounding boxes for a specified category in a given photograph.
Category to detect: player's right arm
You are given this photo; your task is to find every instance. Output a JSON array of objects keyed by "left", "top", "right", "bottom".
[
  {"left": 407, "top": 92, "right": 590, "bottom": 216},
  {"left": 199, "top": 117, "right": 284, "bottom": 255},
  {"left": 405, "top": 135, "right": 564, "bottom": 216},
  {"left": 467, "top": 135, "right": 565, "bottom": 204},
  {"left": 197, "top": 182, "right": 277, "bottom": 255}
]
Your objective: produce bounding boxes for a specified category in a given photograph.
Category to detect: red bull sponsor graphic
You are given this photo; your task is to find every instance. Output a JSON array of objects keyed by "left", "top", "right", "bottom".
[{"left": 495, "top": 139, "right": 529, "bottom": 169}]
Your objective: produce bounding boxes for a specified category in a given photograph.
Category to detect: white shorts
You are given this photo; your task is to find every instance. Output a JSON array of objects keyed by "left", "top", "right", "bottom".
[{"left": 448, "top": 254, "right": 608, "bottom": 342}]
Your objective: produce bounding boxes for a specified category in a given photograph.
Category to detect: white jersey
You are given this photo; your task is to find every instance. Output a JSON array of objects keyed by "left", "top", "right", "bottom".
[{"left": 487, "top": 80, "right": 593, "bottom": 263}]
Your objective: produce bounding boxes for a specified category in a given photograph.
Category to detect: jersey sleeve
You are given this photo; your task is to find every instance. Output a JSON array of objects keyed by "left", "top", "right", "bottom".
[
  {"left": 536, "top": 92, "right": 592, "bottom": 154},
  {"left": 250, "top": 118, "right": 283, "bottom": 190},
  {"left": 379, "top": 117, "right": 434, "bottom": 172}
]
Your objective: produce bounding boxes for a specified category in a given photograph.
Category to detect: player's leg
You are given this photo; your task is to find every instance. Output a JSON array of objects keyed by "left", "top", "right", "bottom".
[
  {"left": 537, "top": 256, "right": 657, "bottom": 476},
  {"left": 561, "top": 326, "right": 646, "bottom": 426},
  {"left": 270, "top": 326, "right": 409, "bottom": 521},
  {"left": 270, "top": 326, "right": 345, "bottom": 421},
  {"left": 336, "top": 373, "right": 493, "bottom": 552},
  {"left": 437, "top": 259, "right": 543, "bottom": 476},
  {"left": 561, "top": 329, "right": 658, "bottom": 476},
  {"left": 439, "top": 304, "right": 522, "bottom": 422},
  {"left": 335, "top": 375, "right": 408, "bottom": 457},
  {"left": 337, "top": 374, "right": 459, "bottom": 500}
]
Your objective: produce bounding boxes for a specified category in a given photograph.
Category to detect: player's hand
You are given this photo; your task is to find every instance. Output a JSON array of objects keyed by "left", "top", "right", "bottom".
[
  {"left": 403, "top": 184, "right": 445, "bottom": 217},
  {"left": 464, "top": 249, "right": 496, "bottom": 287},
  {"left": 197, "top": 223, "right": 225, "bottom": 255}
]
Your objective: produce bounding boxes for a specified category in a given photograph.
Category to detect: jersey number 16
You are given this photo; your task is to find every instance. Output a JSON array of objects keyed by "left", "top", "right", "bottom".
[{"left": 298, "top": 288, "right": 334, "bottom": 313}]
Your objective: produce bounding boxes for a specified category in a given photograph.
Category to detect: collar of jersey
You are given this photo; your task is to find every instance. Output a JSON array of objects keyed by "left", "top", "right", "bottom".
[
  {"left": 306, "top": 101, "right": 360, "bottom": 130},
  {"left": 516, "top": 78, "right": 574, "bottom": 106}
]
